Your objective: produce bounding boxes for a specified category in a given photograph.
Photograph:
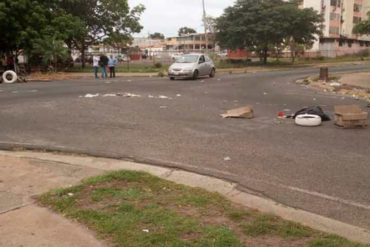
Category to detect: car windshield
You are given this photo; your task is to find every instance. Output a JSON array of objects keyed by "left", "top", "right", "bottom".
[{"left": 175, "top": 55, "right": 199, "bottom": 63}]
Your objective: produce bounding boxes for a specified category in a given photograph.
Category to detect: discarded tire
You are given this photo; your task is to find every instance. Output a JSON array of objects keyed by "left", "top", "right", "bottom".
[
  {"left": 295, "top": 114, "right": 322, "bottom": 127},
  {"left": 2, "top": 70, "right": 17, "bottom": 84}
]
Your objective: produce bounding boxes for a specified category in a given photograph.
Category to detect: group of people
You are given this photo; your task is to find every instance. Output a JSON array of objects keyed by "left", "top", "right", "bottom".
[{"left": 93, "top": 54, "right": 118, "bottom": 79}]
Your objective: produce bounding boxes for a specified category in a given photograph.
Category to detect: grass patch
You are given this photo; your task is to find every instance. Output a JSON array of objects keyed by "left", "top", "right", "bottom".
[
  {"left": 38, "top": 170, "right": 370, "bottom": 247},
  {"left": 242, "top": 214, "right": 312, "bottom": 238},
  {"left": 310, "top": 235, "right": 366, "bottom": 247}
]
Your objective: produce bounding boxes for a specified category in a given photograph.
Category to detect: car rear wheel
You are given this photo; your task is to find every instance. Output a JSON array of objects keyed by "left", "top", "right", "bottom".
[
  {"left": 209, "top": 68, "right": 216, "bottom": 78},
  {"left": 170, "top": 77, "right": 175, "bottom": 80},
  {"left": 192, "top": 70, "right": 199, "bottom": 80}
]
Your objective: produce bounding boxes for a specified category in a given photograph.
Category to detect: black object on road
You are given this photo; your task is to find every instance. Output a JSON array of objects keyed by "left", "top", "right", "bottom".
[{"left": 293, "top": 106, "right": 331, "bottom": 121}]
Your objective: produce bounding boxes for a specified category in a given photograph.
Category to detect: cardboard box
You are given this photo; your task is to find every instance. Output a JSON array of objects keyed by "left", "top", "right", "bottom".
[
  {"left": 221, "top": 106, "right": 254, "bottom": 119},
  {"left": 334, "top": 105, "right": 368, "bottom": 128}
]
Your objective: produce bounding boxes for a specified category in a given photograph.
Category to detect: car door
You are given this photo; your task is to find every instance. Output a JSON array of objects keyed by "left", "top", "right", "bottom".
[
  {"left": 204, "top": 56, "right": 213, "bottom": 74},
  {"left": 198, "top": 55, "right": 207, "bottom": 76}
]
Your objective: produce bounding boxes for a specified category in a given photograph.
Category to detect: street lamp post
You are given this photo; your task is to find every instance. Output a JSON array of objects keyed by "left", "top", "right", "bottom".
[{"left": 202, "top": 0, "right": 208, "bottom": 52}]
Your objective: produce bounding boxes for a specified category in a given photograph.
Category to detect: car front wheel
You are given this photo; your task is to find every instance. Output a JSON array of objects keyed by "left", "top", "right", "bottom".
[
  {"left": 209, "top": 68, "right": 216, "bottom": 78},
  {"left": 192, "top": 70, "right": 199, "bottom": 80}
]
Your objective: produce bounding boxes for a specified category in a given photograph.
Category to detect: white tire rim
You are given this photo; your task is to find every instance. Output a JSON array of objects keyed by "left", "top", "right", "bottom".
[
  {"left": 295, "top": 114, "right": 322, "bottom": 127},
  {"left": 2, "top": 70, "right": 18, "bottom": 84}
]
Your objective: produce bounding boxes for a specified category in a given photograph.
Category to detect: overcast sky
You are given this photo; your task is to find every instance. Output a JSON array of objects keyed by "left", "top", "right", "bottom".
[{"left": 128, "top": 0, "right": 234, "bottom": 37}]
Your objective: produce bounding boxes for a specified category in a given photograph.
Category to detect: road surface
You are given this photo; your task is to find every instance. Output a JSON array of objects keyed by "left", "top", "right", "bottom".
[{"left": 0, "top": 64, "right": 369, "bottom": 229}]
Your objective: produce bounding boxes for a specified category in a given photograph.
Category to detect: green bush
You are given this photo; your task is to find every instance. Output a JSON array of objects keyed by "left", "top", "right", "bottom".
[{"left": 154, "top": 62, "right": 162, "bottom": 68}]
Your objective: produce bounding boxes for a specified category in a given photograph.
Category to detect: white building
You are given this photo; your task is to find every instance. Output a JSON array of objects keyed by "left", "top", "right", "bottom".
[{"left": 300, "top": 0, "right": 370, "bottom": 57}]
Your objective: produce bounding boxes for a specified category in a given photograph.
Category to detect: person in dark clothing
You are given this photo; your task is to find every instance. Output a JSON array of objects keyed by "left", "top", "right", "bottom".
[{"left": 99, "top": 54, "right": 109, "bottom": 78}]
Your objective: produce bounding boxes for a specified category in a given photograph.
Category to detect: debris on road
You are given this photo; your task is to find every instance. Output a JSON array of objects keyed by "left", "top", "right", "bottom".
[
  {"left": 176, "top": 94, "right": 181, "bottom": 97},
  {"left": 329, "top": 82, "right": 341, "bottom": 87},
  {"left": 158, "top": 95, "right": 172, "bottom": 99},
  {"left": 221, "top": 106, "right": 254, "bottom": 119},
  {"left": 103, "top": 93, "right": 117, "bottom": 97},
  {"left": 263, "top": 92, "right": 268, "bottom": 95},
  {"left": 159, "top": 106, "right": 168, "bottom": 109},
  {"left": 84, "top": 93, "right": 99, "bottom": 98},
  {"left": 295, "top": 114, "right": 322, "bottom": 127},
  {"left": 334, "top": 105, "right": 368, "bottom": 128},
  {"left": 293, "top": 106, "right": 331, "bottom": 121},
  {"left": 224, "top": 156, "right": 231, "bottom": 161},
  {"left": 123, "top": 93, "right": 141, "bottom": 98}
]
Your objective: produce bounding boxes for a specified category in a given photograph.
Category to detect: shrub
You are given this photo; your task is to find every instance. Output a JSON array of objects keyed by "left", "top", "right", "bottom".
[{"left": 154, "top": 62, "right": 162, "bottom": 68}]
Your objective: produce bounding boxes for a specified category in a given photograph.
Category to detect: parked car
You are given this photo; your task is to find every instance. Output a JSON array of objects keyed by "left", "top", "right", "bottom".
[
  {"left": 168, "top": 53, "right": 216, "bottom": 80},
  {"left": 170, "top": 52, "right": 183, "bottom": 61}
]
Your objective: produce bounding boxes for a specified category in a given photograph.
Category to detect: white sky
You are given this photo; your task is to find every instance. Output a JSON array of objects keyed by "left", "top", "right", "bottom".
[{"left": 128, "top": 0, "right": 234, "bottom": 37}]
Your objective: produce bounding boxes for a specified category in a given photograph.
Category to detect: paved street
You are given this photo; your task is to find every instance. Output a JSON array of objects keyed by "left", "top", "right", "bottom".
[{"left": 0, "top": 64, "right": 369, "bottom": 229}]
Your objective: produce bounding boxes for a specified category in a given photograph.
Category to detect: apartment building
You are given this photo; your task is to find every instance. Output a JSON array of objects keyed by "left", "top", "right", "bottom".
[
  {"left": 301, "top": 0, "right": 370, "bottom": 57},
  {"left": 165, "top": 33, "right": 215, "bottom": 51}
]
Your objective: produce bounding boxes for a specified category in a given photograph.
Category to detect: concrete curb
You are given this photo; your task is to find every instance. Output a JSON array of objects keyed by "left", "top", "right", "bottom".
[{"left": 1, "top": 150, "right": 370, "bottom": 244}]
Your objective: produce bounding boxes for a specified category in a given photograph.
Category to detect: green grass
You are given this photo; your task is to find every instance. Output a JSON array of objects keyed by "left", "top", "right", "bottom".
[
  {"left": 309, "top": 235, "right": 367, "bottom": 247},
  {"left": 242, "top": 214, "right": 312, "bottom": 238},
  {"left": 38, "top": 170, "right": 370, "bottom": 247}
]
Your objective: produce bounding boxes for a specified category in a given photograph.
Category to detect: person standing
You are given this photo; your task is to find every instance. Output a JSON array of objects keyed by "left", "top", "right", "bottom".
[
  {"left": 108, "top": 55, "right": 118, "bottom": 78},
  {"left": 93, "top": 55, "right": 100, "bottom": 79},
  {"left": 99, "top": 54, "right": 109, "bottom": 78}
]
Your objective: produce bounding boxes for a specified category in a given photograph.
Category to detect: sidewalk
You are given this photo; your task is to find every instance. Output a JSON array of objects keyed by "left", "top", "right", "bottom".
[{"left": 0, "top": 153, "right": 106, "bottom": 247}]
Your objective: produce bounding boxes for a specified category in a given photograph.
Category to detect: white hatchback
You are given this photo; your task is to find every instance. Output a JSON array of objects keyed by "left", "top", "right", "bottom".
[{"left": 168, "top": 54, "right": 216, "bottom": 80}]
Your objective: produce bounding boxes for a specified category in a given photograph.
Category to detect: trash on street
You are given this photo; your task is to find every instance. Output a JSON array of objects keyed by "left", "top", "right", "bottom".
[
  {"left": 293, "top": 106, "right": 331, "bottom": 121},
  {"left": 295, "top": 114, "right": 322, "bottom": 127},
  {"left": 334, "top": 105, "right": 368, "bottom": 128},
  {"left": 221, "top": 106, "right": 254, "bottom": 119}
]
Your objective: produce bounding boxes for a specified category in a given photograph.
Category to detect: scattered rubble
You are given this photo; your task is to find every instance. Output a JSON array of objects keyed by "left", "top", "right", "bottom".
[
  {"left": 221, "top": 106, "right": 254, "bottom": 119},
  {"left": 84, "top": 93, "right": 99, "bottom": 98},
  {"left": 298, "top": 76, "right": 370, "bottom": 100}
]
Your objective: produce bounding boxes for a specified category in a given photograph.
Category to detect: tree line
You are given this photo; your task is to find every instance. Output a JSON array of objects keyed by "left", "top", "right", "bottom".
[{"left": 0, "top": 0, "right": 145, "bottom": 69}]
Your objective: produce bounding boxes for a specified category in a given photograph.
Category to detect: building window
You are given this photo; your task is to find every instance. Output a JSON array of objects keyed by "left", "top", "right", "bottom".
[
  {"left": 329, "top": 26, "right": 340, "bottom": 35},
  {"left": 331, "top": 0, "right": 341, "bottom": 7},
  {"left": 353, "top": 17, "right": 362, "bottom": 24},
  {"left": 330, "top": 13, "right": 340, "bottom": 21},
  {"left": 354, "top": 4, "right": 361, "bottom": 12}
]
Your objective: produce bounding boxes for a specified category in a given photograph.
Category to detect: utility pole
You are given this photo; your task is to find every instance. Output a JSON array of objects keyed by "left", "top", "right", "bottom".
[{"left": 202, "top": 0, "right": 208, "bottom": 52}]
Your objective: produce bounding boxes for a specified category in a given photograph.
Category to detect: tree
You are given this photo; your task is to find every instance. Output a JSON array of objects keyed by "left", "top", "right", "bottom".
[
  {"left": 279, "top": 1, "right": 323, "bottom": 62},
  {"left": 149, "top": 32, "right": 165, "bottom": 39},
  {"left": 216, "top": 0, "right": 322, "bottom": 64},
  {"left": 353, "top": 11, "right": 370, "bottom": 35},
  {"left": 32, "top": 35, "right": 69, "bottom": 71},
  {"left": 0, "top": 0, "right": 52, "bottom": 54},
  {"left": 58, "top": 0, "right": 145, "bottom": 67},
  {"left": 178, "top": 27, "right": 197, "bottom": 36}
]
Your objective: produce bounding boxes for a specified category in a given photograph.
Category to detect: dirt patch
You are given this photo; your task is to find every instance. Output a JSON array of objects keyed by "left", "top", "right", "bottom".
[{"left": 297, "top": 76, "right": 370, "bottom": 100}]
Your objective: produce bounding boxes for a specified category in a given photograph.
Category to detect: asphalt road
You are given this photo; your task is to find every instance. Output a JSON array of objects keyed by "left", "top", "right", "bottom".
[{"left": 0, "top": 64, "right": 369, "bottom": 229}]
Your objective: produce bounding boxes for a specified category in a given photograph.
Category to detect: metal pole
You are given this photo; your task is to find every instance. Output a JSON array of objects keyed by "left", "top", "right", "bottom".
[{"left": 202, "top": 0, "right": 208, "bottom": 52}]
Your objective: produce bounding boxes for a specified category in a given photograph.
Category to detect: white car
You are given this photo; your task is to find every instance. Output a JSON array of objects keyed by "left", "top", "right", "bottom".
[{"left": 168, "top": 54, "right": 216, "bottom": 80}]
